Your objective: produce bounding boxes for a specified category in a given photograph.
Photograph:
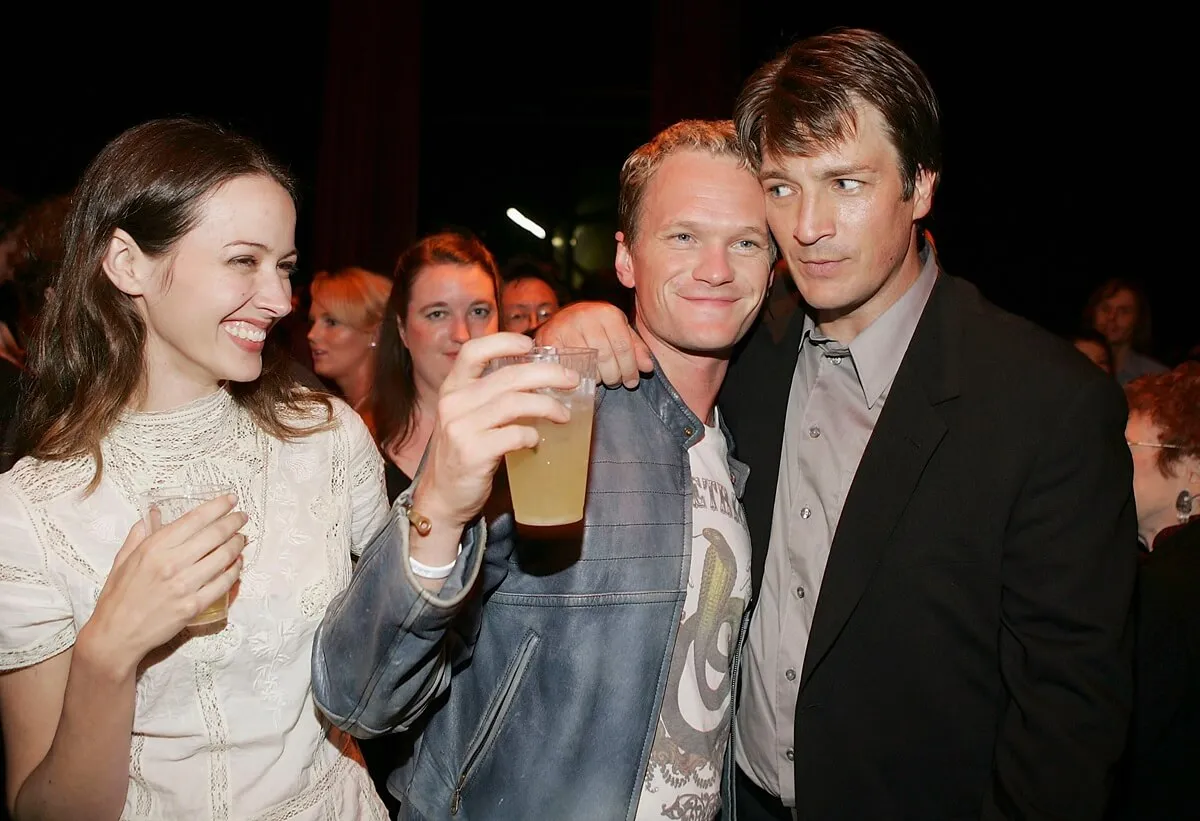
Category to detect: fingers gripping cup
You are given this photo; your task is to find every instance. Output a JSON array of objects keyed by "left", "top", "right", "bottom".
[
  {"left": 138, "top": 483, "right": 238, "bottom": 627},
  {"left": 492, "top": 346, "right": 598, "bottom": 526}
]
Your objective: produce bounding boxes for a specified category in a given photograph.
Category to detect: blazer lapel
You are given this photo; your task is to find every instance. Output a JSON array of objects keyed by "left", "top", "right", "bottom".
[{"left": 799, "top": 275, "right": 963, "bottom": 686}]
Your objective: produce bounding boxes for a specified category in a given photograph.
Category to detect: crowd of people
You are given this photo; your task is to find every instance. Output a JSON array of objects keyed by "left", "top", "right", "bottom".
[{"left": 0, "top": 25, "right": 1196, "bottom": 821}]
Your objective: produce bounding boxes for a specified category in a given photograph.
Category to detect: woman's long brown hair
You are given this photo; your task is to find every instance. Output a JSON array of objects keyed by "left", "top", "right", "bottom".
[
  {"left": 21, "top": 118, "right": 332, "bottom": 491},
  {"left": 372, "top": 232, "right": 500, "bottom": 453}
]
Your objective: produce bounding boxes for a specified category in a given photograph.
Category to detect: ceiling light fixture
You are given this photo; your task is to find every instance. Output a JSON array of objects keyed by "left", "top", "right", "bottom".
[{"left": 506, "top": 207, "right": 546, "bottom": 240}]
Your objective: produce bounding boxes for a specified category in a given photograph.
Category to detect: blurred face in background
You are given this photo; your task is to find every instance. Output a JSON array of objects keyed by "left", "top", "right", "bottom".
[
  {"left": 307, "top": 298, "right": 377, "bottom": 384},
  {"left": 400, "top": 262, "right": 498, "bottom": 396},
  {"left": 501, "top": 277, "right": 560, "bottom": 335},
  {"left": 1092, "top": 288, "right": 1139, "bottom": 347}
]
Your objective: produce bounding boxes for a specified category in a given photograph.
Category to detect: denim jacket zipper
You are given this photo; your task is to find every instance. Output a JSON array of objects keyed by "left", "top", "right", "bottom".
[{"left": 450, "top": 631, "right": 541, "bottom": 816}]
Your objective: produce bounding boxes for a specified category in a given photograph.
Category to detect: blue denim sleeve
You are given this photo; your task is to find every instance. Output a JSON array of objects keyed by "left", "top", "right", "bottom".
[{"left": 311, "top": 486, "right": 509, "bottom": 738}]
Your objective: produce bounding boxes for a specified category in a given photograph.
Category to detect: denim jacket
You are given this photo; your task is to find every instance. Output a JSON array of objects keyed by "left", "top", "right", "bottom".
[{"left": 312, "top": 363, "right": 751, "bottom": 820}]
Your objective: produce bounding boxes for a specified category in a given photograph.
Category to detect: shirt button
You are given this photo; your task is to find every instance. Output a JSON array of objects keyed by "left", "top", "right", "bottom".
[
  {"left": 800, "top": 506, "right": 812, "bottom": 519},
  {"left": 795, "top": 586, "right": 805, "bottom": 599},
  {"left": 785, "top": 748, "right": 795, "bottom": 762},
  {"left": 785, "top": 668, "right": 797, "bottom": 681},
  {"left": 830, "top": 356, "right": 843, "bottom": 365},
  {"left": 808, "top": 426, "right": 821, "bottom": 439}
]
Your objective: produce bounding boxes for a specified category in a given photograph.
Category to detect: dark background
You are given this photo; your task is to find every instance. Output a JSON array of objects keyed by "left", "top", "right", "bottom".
[{"left": 2, "top": 2, "right": 1189, "bottom": 362}]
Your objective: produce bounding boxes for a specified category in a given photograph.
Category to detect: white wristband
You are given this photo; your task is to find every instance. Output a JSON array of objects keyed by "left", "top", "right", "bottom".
[{"left": 409, "top": 545, "right": 463, "bottom": 580}]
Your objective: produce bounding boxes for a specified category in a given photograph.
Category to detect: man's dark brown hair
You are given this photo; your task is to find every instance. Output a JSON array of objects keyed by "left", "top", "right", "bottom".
[{"left": 734, "top": 27, "right": 942, "bottom": 200}]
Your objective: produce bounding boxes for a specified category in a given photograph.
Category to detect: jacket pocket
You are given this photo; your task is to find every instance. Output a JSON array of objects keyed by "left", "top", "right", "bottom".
[{"left": 450, "top": 629, "right": 540, "bottom": 816}]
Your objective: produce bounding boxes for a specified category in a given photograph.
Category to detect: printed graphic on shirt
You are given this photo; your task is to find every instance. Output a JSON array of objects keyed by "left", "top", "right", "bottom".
[
  {"left": 637, "top": 424, "right": 752, "bottom": 821},
  {"left": 691, "top": 475, "right": 746, "bottom": 526}
]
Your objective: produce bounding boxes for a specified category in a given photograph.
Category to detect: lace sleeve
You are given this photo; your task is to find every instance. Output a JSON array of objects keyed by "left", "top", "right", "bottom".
[
  {"left": 0, "top": 481, "right": 76, "bottom": 671},
  {"left": 338, "top": 402, "right": 389, "bottom": 557}
]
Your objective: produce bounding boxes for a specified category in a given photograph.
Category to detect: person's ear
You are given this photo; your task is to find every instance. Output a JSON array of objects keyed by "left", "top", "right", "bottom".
[
  {"left": 614, "top": 231, "right": 635, "bottom": 290},
  {"left": 101, "top": 229, "right": 153, "bottom": 296},
  {"left": 911, "top": 167, "right": 937, "bottom": 221},
  {"left": 1186, "top": 463, "right": 1200, "bottom": 497}
]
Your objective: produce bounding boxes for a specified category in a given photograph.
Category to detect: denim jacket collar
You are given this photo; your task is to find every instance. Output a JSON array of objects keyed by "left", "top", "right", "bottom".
[{"left": 597, "top": 355, "right": 750, "bottom": 497}]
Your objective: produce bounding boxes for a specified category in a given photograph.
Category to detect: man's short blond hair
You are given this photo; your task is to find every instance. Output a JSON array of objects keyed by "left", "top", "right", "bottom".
[{"left": 617, "top": 119, "right": 748, "bottom": 247}]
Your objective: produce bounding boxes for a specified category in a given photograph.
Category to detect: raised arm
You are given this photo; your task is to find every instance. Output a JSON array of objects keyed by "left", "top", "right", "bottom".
[{"left": 312, "top": 332, "right": 580, "bottom": 736}]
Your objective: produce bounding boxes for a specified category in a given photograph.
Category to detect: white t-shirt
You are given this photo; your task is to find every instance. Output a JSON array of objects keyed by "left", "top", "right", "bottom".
[
  {"left": 637, "top": 412, "right": 752, "bottom": 820},
  {"left": 0, "top": 389, "right": 390, "bottom": 820}
]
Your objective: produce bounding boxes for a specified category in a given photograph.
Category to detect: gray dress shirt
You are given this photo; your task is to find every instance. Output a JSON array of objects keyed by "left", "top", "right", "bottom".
[{"left": 734, "top": 251, "right": 939, "bottom": 805}]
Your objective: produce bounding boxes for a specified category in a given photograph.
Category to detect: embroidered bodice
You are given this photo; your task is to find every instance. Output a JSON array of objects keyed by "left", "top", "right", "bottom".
[{"left": 0, "top": 390, "right": 390, "bottom": 820}]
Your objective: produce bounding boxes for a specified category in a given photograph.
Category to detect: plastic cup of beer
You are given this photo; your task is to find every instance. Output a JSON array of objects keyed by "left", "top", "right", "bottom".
[
  {"left": 490, "top": 346, "right": 598, "bottom": 526},
  {"left": 137, "top": 483, "right": 238, "bottom": 627}
]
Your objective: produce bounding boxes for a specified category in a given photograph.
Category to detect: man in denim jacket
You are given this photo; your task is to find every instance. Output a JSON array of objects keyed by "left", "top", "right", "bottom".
[{"left": 312, "top": 119, "right": 774, "bottom": 820}]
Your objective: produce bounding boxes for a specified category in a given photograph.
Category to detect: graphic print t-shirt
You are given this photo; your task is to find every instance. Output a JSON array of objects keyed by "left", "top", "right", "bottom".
[{"left": 636, "top": 413, "right": 752, "bottom": 821}]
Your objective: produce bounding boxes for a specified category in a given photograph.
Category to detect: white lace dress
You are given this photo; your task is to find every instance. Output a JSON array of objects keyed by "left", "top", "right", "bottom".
[{"left": 0, "top": 389, "right": 391, "bottom": 820}]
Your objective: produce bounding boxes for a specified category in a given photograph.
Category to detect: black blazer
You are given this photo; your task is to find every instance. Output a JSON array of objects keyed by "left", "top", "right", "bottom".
[{"left": 720, "top": 273, "right": 1137, "bottom": 821}]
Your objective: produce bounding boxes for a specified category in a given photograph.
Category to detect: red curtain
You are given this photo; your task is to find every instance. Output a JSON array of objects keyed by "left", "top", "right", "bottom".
[
  {"left": 311, "top": 0, "right": 743, "bottom": 277},
  {"left": 312, "top": 0, "right": 422, "bottom": 276}
]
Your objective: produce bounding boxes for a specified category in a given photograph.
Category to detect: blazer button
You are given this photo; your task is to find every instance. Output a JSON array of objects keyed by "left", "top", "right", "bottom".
[
  {"left": 785, "top": 748, "right": 794, "bottom": 762},
  {"left": 785, "top": 668, "right": 797, "bottom": 681}
]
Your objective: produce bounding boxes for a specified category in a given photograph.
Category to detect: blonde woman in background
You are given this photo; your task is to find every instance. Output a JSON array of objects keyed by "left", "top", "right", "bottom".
[{"left": 307, "top": 267, "right": 392, "bottom": 434}]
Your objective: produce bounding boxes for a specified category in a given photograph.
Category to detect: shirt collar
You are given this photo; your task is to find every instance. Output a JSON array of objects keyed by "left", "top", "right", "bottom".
[{"left": 800, "top": 245, "right": 939, "bottom": 409}]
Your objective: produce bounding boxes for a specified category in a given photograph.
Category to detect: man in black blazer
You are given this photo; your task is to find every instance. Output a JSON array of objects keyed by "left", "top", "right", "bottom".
[{"left": 539, "top": 27, "right": 1136, "bottom": 821}]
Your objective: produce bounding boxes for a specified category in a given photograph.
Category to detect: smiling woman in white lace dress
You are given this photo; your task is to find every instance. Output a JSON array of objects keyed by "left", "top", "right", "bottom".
[{"left": 0, "top": 119, "right": 391, "bottom": 820}]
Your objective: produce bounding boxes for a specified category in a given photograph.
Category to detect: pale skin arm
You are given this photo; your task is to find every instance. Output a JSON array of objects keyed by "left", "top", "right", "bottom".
[
  {"left": 534, "top": 301, "right": 653, "bottom": 389},
  {"left": 0, "top": 498, "right": 247, "bottom": 821},
  {"left": 1, "top": 639, "right": 133, "bottom": 821}
]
